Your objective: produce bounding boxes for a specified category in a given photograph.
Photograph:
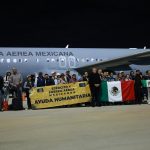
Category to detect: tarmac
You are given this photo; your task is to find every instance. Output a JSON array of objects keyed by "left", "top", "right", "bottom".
[{"left": 0, "top": 104, "right": 150, "bottom": 150}]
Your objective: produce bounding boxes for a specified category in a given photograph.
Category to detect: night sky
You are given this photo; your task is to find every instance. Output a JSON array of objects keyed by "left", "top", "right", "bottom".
[{"left": 0, "top": 1, "right": 149, "bottom": 48}]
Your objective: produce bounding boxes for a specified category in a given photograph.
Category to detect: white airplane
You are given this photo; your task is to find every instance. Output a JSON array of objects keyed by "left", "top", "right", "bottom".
[{"left": 0, "top": 47, "right": 150, "bottom": 77}]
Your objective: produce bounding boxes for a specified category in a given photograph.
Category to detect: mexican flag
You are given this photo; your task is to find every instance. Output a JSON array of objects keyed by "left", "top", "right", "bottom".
[
  {"left": 141, "top": 80, "right": 150, "bottom": 87},
  {"left": 99, "top": 80, "right": 135, "bottom": 102}
]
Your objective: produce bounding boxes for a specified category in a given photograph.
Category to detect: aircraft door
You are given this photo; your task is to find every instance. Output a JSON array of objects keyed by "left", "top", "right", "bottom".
[
  {"left": 68, "top": 56, "right": 76, "bottom": 68},
  {"left": 59, "top": 56, "right": 66, "bottom": 68}
]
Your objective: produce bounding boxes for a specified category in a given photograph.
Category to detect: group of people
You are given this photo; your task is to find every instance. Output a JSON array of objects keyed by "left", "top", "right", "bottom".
[
  {"left": 86, "top": 68, "right": 150, "bottom": 107},
  {"left": 0, "top": 69, "right": 79, "bottom": 111},
  {"left": 0, "top": 67, "right": 150, "bottom": 111}
]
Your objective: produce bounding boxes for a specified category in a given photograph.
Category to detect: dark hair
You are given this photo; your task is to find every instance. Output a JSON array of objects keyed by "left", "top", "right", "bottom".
[
  {"left": 136, "top": 70, "right": 140, "bottom": 72},
  {"left": 60, "top": 73, "right": 65, "bottom": 77},
  {"left": 39, "top": 72, "right": 43, "bottom": 76},
  {"left": 6, "top": 72, "right": 11, "bottom": 76},
  {"left": 66, "top": 71, "right": 70, "bottom": 74}
]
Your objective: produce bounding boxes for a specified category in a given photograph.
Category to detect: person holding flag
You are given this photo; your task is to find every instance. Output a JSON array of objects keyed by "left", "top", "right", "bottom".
[
  {"left": 89, "top": 68, "right": 101, "bottom": 107},
  {"left": 134, "top": 70, "right": 142, "bottom": 104}
]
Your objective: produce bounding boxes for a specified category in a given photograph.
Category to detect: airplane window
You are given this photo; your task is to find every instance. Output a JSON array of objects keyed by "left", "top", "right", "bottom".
[
  {"left": 24, "top": 59, "right": 28, "bottom": 62},
  {"left": 47, "top": 58, "right": 50, "bottom": 62},
  {"left": 100, "top": 59, "right": 103, "bottom": 61},
  {"left": 91, "top": 58, "right": 94, "bottom": 62},
  {"left": 13, "top": 59, "right": 17, "bottom": 63},
  {"left": 81, "top": 58, "right": 85, "bottom": 62},
  {"left": 36, "top": 59, "right": 39, "bottom": 63},
  {"left": 19, "top": 59, "right": 22, "bottom": 63},
  {"left": 51, "top": 58, "right": 55, "bottom": 62},
  {"left": 0, "top": 59, "right": 4, "bottom": 63},
  {"left": 7, "top": 59, "right": 10, "bottom": 63},
  {"left": 96, "top": 58, "right": 99, "bottom": 62},
  {"left": 86, "top": 58, "right": 89, "bottom": 62}
]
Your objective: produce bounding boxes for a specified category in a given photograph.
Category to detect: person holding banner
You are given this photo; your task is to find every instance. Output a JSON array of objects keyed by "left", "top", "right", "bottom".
[
  {"left": 44, "top": 74, "right": 55, "bottom": 86},
  {"left": 89, "top": 68, "right": 101, "bottom": 107},
  {"left": 37, "top": 72, "right": 45, "bottom": 87},
  {"left": 69, "top": 74, "right": 78, "bottom": 83},
  {"left": 60, "top": 73, "right": 67, "bottom": 84},
  {"left": 65, "top": 71, "right": 71, "bottom": 83}
]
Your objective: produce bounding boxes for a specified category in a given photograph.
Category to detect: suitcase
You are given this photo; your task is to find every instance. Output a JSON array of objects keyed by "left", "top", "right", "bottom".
[
  {"left": 12, "top": 98, "right": 23, "bottom": 110},
  {"left": 2, "top": 100, "right": 9, "bottom": 111}
]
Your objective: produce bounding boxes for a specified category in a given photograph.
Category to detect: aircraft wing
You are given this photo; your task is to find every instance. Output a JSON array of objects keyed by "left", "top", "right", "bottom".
[{"left": 75, "top": 50, "right": 150, "bottom": 74}]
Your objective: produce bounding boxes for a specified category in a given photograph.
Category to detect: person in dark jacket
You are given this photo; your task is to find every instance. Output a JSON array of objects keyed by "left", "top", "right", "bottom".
[
  {"left": 44, "top": 74, "right": 55, "bottom": 86},
  {"left": 134, "top": 70, "right": 142, "bottom": 104},
  {"left": 130, "top": 71, "right": 135, "bottom": 80},
  {"left": 142, "top": 71, "right": 149, "bottom": 100},
  {"left": 66, "top": 71, "right": 71, "bottom": 83},
  {"left": 37, "top": 72, "right": 45, "bottom": 87},
  {"left": 89, "top": 68, "right": 101, "bottom": 107},
  {"left": 82, "top": 72, "right": 89, "bottom": 82},
  {"left": 0, "top": 75, "right": 4, "bottom": 111}
]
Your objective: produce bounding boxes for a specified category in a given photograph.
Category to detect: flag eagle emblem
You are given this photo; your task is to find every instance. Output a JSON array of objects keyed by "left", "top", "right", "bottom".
[{"left": 110, "top": 86, "right": 120, "bottom": 96}]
